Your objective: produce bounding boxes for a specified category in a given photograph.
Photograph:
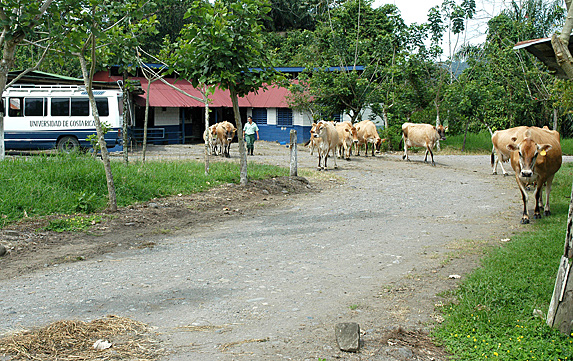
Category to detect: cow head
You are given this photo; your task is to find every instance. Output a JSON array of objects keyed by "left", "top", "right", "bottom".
[
  {"left": 310, "top": 123, "right": 318, "bottom": 138},
  {"left": 507, "top": 137, "right": 552, "bottom": 178},
  {"left": 314, "top": 122, "right": 327, "bottom": 138},
  {"left": 350, "top": 126, "right": 359, "bottom": 144},
  {"left": 375, "top": 137, "right": 383, "bottom": 152},
  {"left": 436, "top": 125, "right": 447, "bottom": 141},
  {"left": 225, "top": 124, "right": 237, "bottom": 142}
]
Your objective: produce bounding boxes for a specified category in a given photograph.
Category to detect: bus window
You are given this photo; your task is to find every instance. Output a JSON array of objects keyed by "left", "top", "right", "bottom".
[
  {"left": 95, "top": 98, "right": 109, "bottom": 116},
  {"left": 24, "top": 98, "right": 46, "bottom": 116},
  {"left": 52, "top": 98, "right": 70, "bottom": 116},
  {"left": 71, "top": 98, "right": 89, "bottom": 116},
  {"left": 9, "top": 97, "right": 23, "bottom": 117}
]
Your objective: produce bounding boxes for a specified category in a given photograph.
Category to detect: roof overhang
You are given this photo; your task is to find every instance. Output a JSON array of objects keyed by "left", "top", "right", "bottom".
[{"left": 513, "top": 37, "right": 573, "bottom": 79}]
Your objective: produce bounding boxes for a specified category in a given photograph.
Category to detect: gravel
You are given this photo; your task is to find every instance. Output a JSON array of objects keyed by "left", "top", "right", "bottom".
[{"left": 1, "top": 142, "right": 564, "bottom": 360}]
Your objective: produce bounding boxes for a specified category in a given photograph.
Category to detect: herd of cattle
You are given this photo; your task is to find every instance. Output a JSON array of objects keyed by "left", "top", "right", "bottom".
[
  {"left": 203, "top": 121, "right": 237, "bottom": 158},
  {"left": 203, "top": 119, "right": 563, "bottom": 225}
]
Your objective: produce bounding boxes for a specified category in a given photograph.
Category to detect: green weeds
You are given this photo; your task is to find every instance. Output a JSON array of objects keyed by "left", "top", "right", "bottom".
[
  {"left": 433, "top": 163, "right": 573, "bottom": 359},
  {"left": 0, "top": 153, "right": 288, "bottom": 227}
]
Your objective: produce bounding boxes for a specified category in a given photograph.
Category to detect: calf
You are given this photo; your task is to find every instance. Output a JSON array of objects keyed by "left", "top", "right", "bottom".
[
  {"left": 401, "top": 122, "right": 446, "bottom": 166},
  {"left": 507, "top": 126, "right": 562, "bottom": 224},
  {"left": 313, "top": 121, "right": 339, "bottom": 170},
  {"left": 203, "top": 124, "right": 218, "bottom": 155},
  {"left": 491, "top": 126, "right": 528, "bottom": 175},
  {"left": 215, "top": 121, "right": 237, "bottom": 158},
  {"left": 355, "top": 120, "right": 382, "bottom": 156},
  {"left": 335, "top": 121, "right": 358, "bottom": 160}
]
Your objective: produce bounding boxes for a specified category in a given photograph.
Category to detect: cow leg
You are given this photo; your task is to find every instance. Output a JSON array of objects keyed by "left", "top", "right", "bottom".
[
  {"left": 371, "top": 141, "right": 375, "bottom": 156},
  {"left": 517, "top": 179, "right": 530, "bottom": 224},
  {"left": 332, "top": 150, "right": 338, "bottom": 169},
  {"left": 544, "top": 175, "right": 555, "bottom": 217},
  {"left": 364, "top": 142, "right": 369, "bottom": 157},
  {"left": 429, "top": 148, "right": 436, "bottom": 166},
  {"left": 533, "top": 183, "right": 544, "bottom": 219},
  {"left": 402, "top": 140, "right": 409, "bottom": 161}
]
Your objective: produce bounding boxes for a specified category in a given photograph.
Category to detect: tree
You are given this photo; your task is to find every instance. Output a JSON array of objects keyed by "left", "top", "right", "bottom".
[
  {"left": 0, "top": 0, "right": 67, "bottom": 160},
  {"left": 168, "top": 0, "right": 283, "bottom": 185},
  {"left": 546, "top": 0, "right": 573, "bottom": 337},
  {"left": 55, "top": 0, "right": 156, "bottom": 211}
]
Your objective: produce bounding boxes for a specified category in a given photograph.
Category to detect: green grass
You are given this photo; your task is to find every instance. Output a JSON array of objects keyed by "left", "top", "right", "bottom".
[
  {"left": 440, "top": 131, "right": 573, "bottom": 156},
  {"left": 0, "top": 153, "right": 288, "bottom": 227},
  {"left": 433, "top": 163, "right": 573, "bottom": 360},
  {"left": 441, "top": 131, "right": 495, "bottom": 154},
  {"left": 561, "top": 138, "right": 573, "bottom": 156}
]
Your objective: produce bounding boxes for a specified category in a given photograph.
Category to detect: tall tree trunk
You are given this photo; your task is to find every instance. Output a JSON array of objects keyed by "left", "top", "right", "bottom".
[
  {"left": 143, "top": 80, "right": 151, "bottom": 163},
  {"left": 78, "top": 54, "right": 117, "bottom": 212},
  {"left": 435, "top": 105, "right": 441, "bottom": 151},
  {"left": 462, "top": 119, "right": 469, "bottom": 152},
  {"left": 0, "top": 39, "right": 21, "bottom": 161},
  {"left": 122, "top": 71, "right": 129, "bottom": 165},
  {"left": 204, "top": 101, "right": 210, "bottom": 175},
  {"left": 547, "top": 2, "right": 573, "bottom": 333},
  {"left": 230, "top": 88, "right": 247, "bottom": 185},
  {"left": 552, "top": 3, "right": 573, "bottom": 79}
]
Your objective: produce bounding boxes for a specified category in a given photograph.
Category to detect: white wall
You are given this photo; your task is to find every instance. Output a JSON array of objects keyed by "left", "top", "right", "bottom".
[
  {"left": 267, "top": 108, "right": 277, "bottom": 125},
  {"left": 155, "top": 107, "right": 179, "bottom": 126}
]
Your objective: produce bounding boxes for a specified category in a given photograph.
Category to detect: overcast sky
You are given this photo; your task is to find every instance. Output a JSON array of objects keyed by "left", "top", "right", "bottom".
[{"left": 372, "top": 0, "right": 515, "bottom": 45}]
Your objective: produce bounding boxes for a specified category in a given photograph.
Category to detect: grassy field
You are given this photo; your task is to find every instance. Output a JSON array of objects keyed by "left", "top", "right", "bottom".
[
  {"left": 433, "top": 162, "right": 573, "bottom": 360},
  {"left": 0, "top": 153, "right": 289, "bottom": 227},
  {"left": 442, "top": 131, "right": 573, "bottom": 156}
]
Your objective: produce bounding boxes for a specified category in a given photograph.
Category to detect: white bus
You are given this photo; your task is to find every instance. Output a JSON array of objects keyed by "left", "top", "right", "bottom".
[{"left": 2, "top": 85, "right": 123, "bottom": 152}]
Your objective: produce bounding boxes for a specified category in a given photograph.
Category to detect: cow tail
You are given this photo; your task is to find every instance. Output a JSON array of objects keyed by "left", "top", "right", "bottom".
[
  {"left": 399, "top": 134, "right": 404, "bottom": 150},
  {"left": 490, "top": 146, "right": 495, "bottom": 167}
]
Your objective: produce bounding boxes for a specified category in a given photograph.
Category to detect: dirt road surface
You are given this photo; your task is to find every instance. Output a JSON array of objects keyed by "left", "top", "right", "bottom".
[{"left": 0, "top": 141, "right": 549, "bottom": 360}]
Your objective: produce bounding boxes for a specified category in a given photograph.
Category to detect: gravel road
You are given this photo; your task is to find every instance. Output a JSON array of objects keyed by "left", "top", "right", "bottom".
[{"left": 0, "top": 142, "right": 552, "bottom": 360}]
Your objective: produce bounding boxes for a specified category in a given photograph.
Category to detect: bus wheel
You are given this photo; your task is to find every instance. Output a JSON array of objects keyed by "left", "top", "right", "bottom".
[{"left": 57, "top": 136, "right": 80, "bottom": 153}]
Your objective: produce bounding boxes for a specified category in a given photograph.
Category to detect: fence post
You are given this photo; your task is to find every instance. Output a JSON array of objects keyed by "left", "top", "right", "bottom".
[{"left": 290, "top": 130, "right": 297, "bottom": 177}]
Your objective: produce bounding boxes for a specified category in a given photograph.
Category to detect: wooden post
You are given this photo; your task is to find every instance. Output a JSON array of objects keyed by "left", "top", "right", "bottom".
[
  {"left": 547, "top": 180, "right": 573, "bottom": 334},
  {"left": 290, "top": 130, "right": 297, "bottom": 177}
]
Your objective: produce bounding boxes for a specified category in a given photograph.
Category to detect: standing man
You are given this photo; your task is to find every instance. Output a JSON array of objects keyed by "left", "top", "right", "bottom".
[{"left": 243, "top": 115, "right": 259, "bottom": 155}]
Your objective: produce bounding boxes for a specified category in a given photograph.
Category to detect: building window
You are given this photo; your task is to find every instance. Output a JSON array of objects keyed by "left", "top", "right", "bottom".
[
  {"left": 277, "top": 108, "right": 293, "bottom": 126},
  {"left": 252, "top": 108, "right": 267, "bottom": 124}
]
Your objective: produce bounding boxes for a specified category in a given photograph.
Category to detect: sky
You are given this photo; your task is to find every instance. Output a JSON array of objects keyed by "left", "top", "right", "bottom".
[{"left": 371, "top": 0, "right": 514, "bottom": 45}]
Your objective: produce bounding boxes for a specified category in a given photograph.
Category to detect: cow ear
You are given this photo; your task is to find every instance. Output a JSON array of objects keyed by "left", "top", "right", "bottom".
[
  {"left": 312, "top": 123, "right": 316, "bottom": 127},
  {"left": 507, "top": 143, "right": 518, "bottom": 152},
  {"left": 445, "top": 126, "right": 449, "bottom": 132},
  {"left": 538, "top": 144, "right": 552, "bottom": 153},
  {"left": 345, "top": 129, "right": 350, "bottom": 133}
]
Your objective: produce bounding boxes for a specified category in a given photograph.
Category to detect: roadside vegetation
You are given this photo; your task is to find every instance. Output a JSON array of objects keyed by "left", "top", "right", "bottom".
[
  {"left": 0, "top": 152, "right": 288, "bottom": 228},
  {"left": 433, "top": 162, "right": 573, "bottom": 359}
]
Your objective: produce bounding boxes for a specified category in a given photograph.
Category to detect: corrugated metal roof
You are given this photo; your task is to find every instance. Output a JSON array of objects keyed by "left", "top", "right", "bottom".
[
  {"left": 93, "top": 73, "right": 293, "bottom": 108},
  {"left": 514, "top": 37, "right": 573, "bottom": 79}
]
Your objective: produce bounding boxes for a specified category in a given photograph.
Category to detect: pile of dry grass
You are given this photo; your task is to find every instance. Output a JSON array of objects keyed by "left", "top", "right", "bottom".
[{"left": 0, "top": 315, "right": 164, "bottom": 360}]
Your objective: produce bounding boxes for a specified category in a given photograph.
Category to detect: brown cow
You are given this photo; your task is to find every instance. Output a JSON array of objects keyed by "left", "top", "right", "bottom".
[
  {"left": 401, "top": 122, "right": 446, "bottom": 166},
  {"left": 491, "top": 126, "right": 528, "bottom": 175},
  {"left": 313, "top": 121, "right": 339, "bottom": 170},
  {"left": 306, "top": 122, "right": 322, "bottom": 156},
  {"left": 355, "top": 120, "right": 382, "bottom": 157},
  {"left": 335, "top": 121, "right": 358, "bottom": 160},
  {"left": 506, "top": 126, "right": 562, "bottom": 224},
  {"left": 215, "top": 121, "right": 237, "bottom": 158},
  {"left": 203, "top": 124, "right": 219, "bottom": 155}
]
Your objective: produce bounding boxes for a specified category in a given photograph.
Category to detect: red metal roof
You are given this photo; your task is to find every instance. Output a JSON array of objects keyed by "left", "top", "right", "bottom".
[{"left": 93, "top": 72, "right": 293, "bottom": 108}]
